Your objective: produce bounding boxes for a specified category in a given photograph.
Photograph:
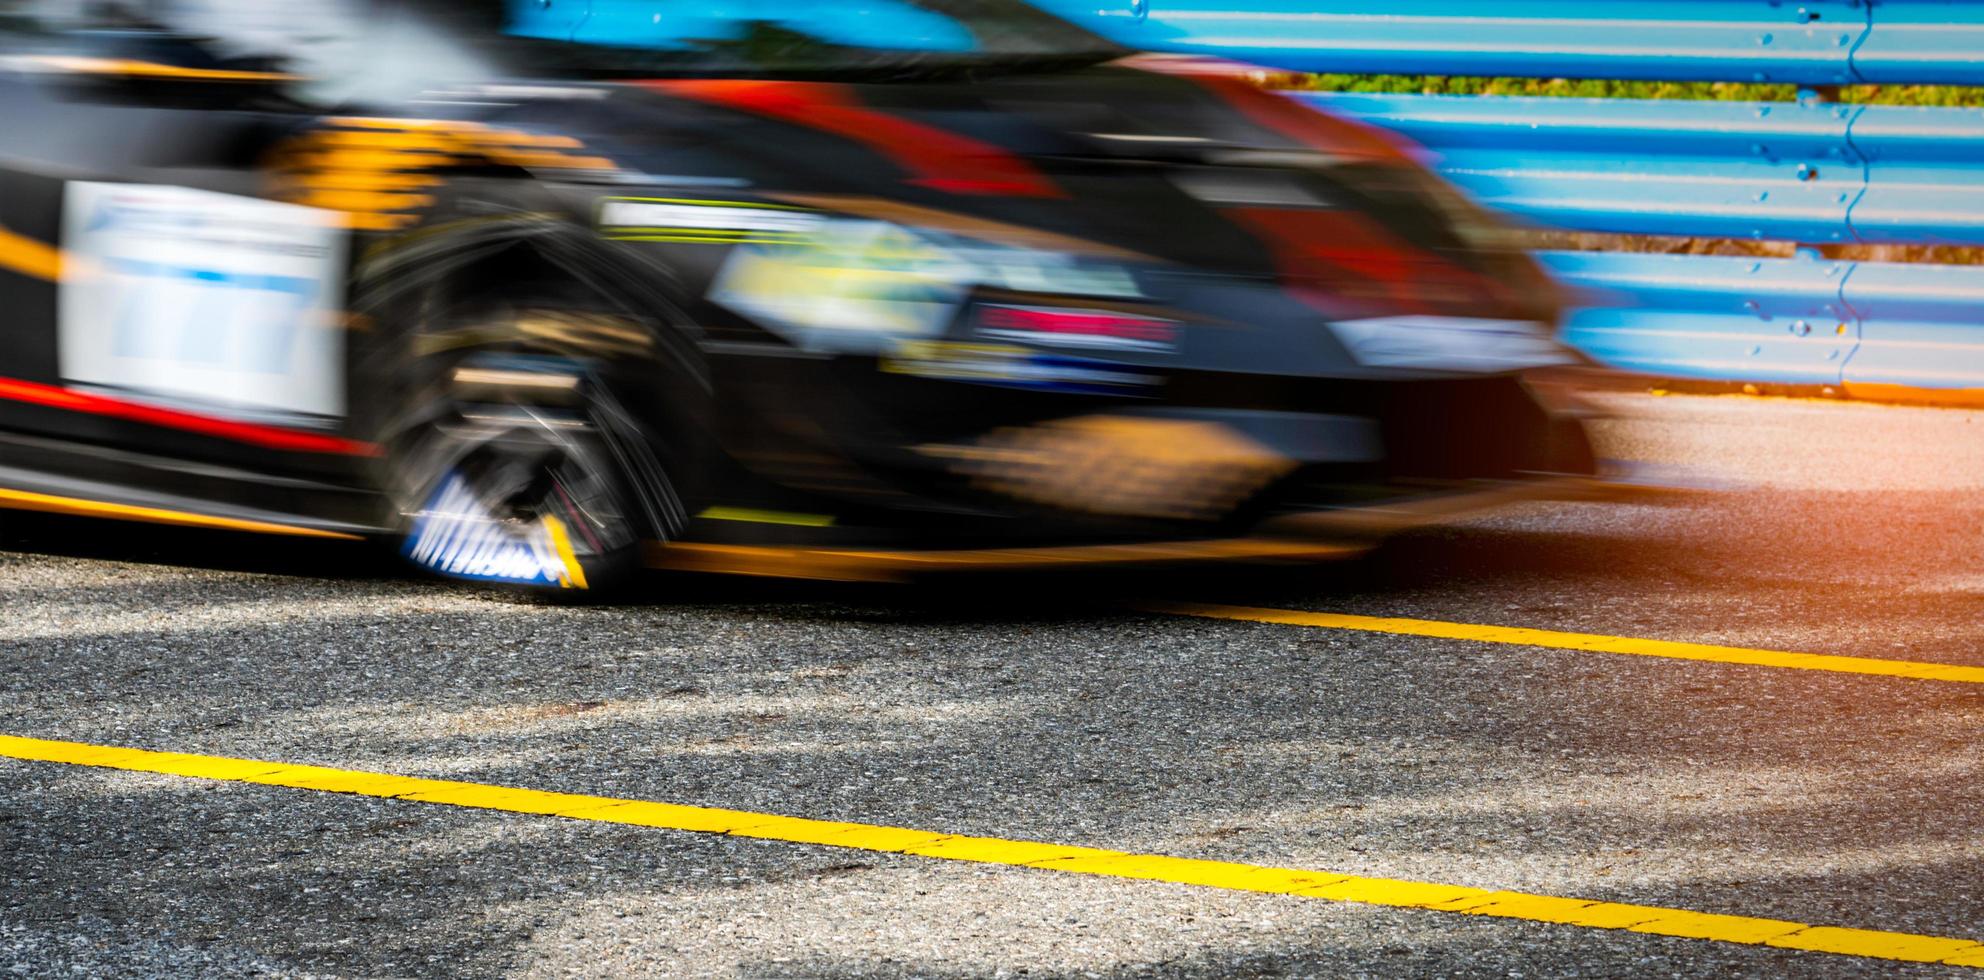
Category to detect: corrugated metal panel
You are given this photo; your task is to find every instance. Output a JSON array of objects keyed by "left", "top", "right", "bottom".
[
  {"left": 1031, "top": 0, "right": 1868, "bottom": 84},
  {"left": 1847, "top": 0, "right": 1984, "bottom": 85},
  {"left": 1299, "top": 94, "right": 1984, "bottom": 247},
  {"left": 1302, "top": 93, "right": 1863, "bottom": 243},
  {"left": 1543, "top": 251, "right": 1858, "bottom": 385},
  {"left": 1845, "top": 104, "right": 1984, "bottom": 245},
  {"left": 1544, "top": 252, "right": 1984, "bottom": 396},
  {"left": 1840, "top": 261, "right": 1984, "bottom": 395},
  {"left": 1039, "top": 0, "right": 1984, "bottom": 85}
]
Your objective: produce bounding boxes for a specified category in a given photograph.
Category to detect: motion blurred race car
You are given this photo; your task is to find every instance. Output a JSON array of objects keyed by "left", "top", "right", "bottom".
[{"left": 0, "top": 0, "right": 1605, "bottom": 590}]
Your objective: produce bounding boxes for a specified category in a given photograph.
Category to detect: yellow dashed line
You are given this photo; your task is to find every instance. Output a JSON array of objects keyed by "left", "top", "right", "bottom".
[
  {"left": 2, "top": 734, "right": 1980, "bottom": 968},
  {"left": 1148, "top": 604, "right": 1984, "bottom": 684}
]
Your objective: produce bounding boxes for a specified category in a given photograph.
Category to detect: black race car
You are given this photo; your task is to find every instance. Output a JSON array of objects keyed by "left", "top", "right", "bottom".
[{"left": 0, "top": 0, "right": 1606, "bottom": 590}]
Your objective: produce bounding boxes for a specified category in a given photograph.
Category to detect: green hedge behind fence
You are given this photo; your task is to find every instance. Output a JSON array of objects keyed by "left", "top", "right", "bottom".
[{"left": 1293, "top": 75, "right": 1984, "bottom": 107}]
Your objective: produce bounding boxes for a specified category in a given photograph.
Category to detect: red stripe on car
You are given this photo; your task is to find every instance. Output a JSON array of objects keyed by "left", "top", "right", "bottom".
[
  {"left": 1225, "top": 207, "right": 1475, "bottom": 314},
  {"left": 0, "top": 377, "right": 379, "bottom": 456},
  {"left": 1130, "top": 56, "right": 1413, "bottom": 163},
  {"left": 648, "top": 80, "right": 1064, "bottom": 198}
]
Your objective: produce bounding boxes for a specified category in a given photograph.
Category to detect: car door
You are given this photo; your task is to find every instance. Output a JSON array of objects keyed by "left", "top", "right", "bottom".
[{"left": 0, "top": 5, "right": 380, "bottom": 528}]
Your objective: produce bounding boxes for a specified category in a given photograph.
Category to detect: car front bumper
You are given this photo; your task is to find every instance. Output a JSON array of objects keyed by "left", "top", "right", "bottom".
[{"left": 641, "top": 471, "right": 1667, "bottom": 582}]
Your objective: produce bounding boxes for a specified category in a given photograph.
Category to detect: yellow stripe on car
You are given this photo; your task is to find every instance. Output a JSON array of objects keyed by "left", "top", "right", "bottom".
[
  {"left": 540, "top": 515, "right": 590, "bottom": 591},
  {"left": 0, "top": 487, "right": 362, "bottom": 540}
]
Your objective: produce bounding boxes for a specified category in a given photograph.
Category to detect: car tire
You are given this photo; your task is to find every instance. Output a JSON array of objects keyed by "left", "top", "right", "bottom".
[{"left": 380, "top": 299, "right": 692, "bottom": 597}]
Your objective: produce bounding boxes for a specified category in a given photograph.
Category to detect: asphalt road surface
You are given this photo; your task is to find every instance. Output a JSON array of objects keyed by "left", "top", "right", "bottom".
[{"left": 2, "top": 391, "right": 1981, "bottom": 978}]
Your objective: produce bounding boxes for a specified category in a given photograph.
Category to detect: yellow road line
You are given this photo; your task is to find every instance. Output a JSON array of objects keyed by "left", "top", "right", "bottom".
[
  {"left": 3, "top": 733, "right": 1980, "bottom": 969},
  {"left": 1149, "top": 603, "right": 1984, "bottom": 684}
]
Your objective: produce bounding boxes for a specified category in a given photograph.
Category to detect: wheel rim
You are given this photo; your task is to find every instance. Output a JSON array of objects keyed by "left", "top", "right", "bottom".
[{"left": 398, "top": 364, "right": 641, "bottom": 591}]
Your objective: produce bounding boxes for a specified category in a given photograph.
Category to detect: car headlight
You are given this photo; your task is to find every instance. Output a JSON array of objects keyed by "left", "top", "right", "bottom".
[{"left": 710, "top": 218, "right": 1141, "bottom": 354}]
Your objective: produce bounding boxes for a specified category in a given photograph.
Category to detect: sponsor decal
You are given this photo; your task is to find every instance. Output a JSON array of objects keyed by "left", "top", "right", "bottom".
[
  {"left": 59, "top": 182, "right": 348, "bottom": 421},
  {"left": 882, "top": 341, "right": 1161, "bottom": 396},
  {"left": 710, "top": 218, "right": 1145, "bottom": 354},
  {"left": 1327, "top": 316, "right": 1576, "bottom": 373},
  {"left": 596, "top": 197, "right": 824, "bottom": 244},
  {"left": 712, "top": 220, "right": 973, "bottom": 350},
  {"left": 975, "top": 304, "right": 1179, "bottom": 353},
  {"left": 403, "top": 473, "right": 588, "bottom": 589},
  {"left": 943, "top": 244, "right": 1142, "bottom": 299}
]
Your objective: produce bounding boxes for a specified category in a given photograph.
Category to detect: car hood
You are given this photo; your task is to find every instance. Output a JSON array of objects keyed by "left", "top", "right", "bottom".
[{"left": 488, "top": 64, "right": 1539, "bottom": 315}]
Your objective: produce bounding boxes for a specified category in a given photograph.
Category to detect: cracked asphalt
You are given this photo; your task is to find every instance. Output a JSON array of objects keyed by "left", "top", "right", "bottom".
[{"left": 2, "top": 391, "right": 1981, "bottom": 978}]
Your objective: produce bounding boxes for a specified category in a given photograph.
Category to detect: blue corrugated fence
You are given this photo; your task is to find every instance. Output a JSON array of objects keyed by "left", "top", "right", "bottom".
[
  {"left": 1300, "top": 93, "right": 1984, "bottom": 247},
  {"left": 1035, "top": 0, "right": 1984, "bottom": 399},
  {"left": 1033, "top": 0, "right": 1984, "bottom": 86},
  {"left": 1540, "top": 251, "right": 1860, "bottom": 388}
]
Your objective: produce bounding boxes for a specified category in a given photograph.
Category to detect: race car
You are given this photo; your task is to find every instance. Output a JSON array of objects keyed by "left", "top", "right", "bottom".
[{"left": 0, "top": 0, "right": 1604, "bottom": 590}]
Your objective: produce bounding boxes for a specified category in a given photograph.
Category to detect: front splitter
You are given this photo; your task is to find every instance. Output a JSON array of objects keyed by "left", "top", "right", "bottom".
[{"left": 642, "top": 475, "right": 1656, "bottom": 582}]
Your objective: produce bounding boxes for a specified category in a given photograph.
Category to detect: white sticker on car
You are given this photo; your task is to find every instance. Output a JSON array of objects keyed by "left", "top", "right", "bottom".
[
  {"left": 58, "top": 182, "right": 349, "bottom": 420},
  {"left": 1328, "top": 316, "right": 1576, "bottom": 373},
  {"left": 597, "top": 199, "right": 825, "bottom": 236}
]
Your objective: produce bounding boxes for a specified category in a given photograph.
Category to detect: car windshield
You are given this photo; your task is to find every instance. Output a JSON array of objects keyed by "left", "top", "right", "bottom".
[{"left": 423, "top": 0, "right": 1125, "bottom": 79}]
